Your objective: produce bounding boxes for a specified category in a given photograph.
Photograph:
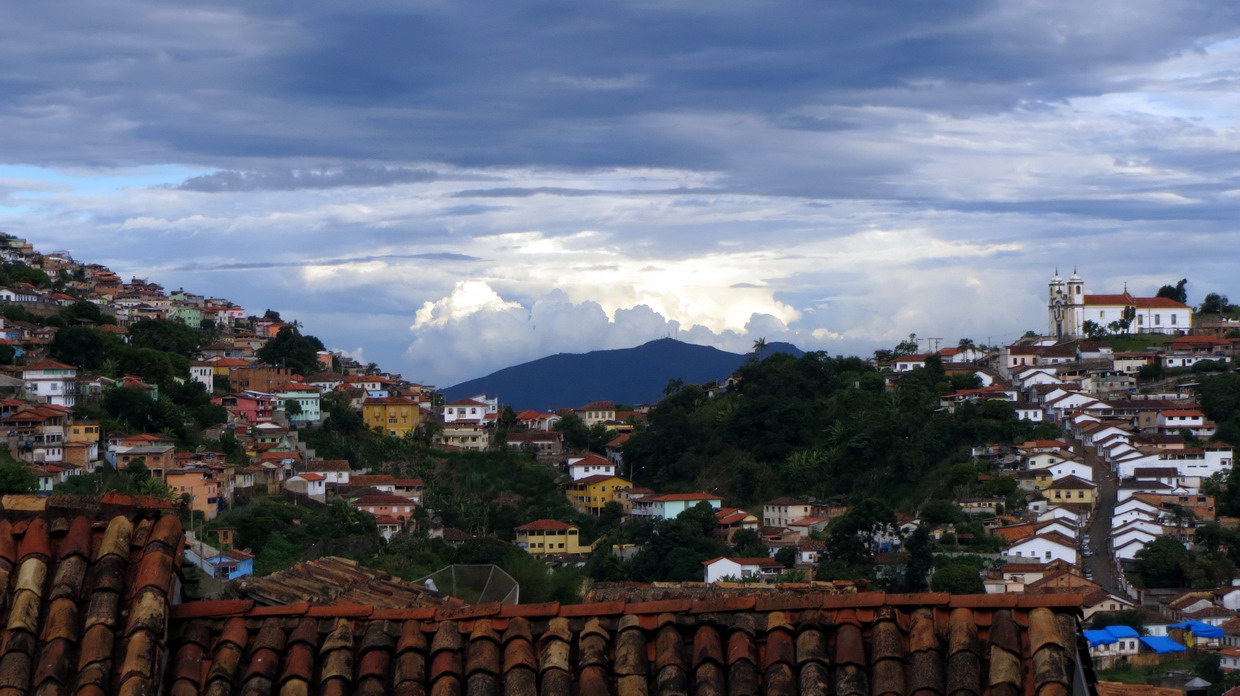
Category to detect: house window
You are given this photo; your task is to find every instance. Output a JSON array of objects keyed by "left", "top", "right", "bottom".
[
  {"left": 1171, "top": 315, "right": 1177, "bottom": 325},
  {"left": 1155, "top": 314, "right": 1161, "bottom": 324}
]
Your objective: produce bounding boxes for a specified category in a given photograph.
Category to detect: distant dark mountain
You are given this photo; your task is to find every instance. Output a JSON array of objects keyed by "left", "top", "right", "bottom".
[{"left": 442, "top": 338, "right": 804, "bottom": 411}]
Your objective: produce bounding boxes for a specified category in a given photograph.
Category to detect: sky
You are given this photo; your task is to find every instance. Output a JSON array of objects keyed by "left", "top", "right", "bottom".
[{"left": 3, "top": 2, "right": 1240, "bottom": 386}]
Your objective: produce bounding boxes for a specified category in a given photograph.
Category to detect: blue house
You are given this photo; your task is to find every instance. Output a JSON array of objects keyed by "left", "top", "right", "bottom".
[
  {"left": 184, "top": 536, "right": 255, "bottom": 581},
  {"left": 203, "top": 550, "right": 254, "bottom": 581}
]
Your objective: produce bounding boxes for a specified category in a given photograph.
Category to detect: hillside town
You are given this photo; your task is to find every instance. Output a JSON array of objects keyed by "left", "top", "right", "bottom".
[{"left": 2, "top": 236, "right": 1240, "bottom": 691}]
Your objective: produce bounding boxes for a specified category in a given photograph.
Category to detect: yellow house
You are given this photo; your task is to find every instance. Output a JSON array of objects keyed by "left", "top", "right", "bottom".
[
  {"left": 67, "top": 420, "right": 100, "bottom": 444},
  {"left": 515, "top": 519, "right": 593, "bottom": 556},
  {"left": 1045, "top": 475, "right": 1096, "bottom": 506},
  {"left": 566, "top": 475, "right": 633, "bottom": 515},
  {"left": 362, "top": 397, "right": 422, "bottom": 437}
]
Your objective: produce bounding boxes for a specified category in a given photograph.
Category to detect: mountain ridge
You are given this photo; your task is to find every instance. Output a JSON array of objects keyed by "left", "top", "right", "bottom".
[{"left": 442, "top": 338, "right": 803, "bottom": 411}]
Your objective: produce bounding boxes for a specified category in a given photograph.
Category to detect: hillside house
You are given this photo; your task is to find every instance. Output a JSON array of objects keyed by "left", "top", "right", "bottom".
[
  {"left": 702, "top": 556, "right": 785, "bottom": 583},
  {"left": 515, "top": 519, "right": 592, "bottom": 556},
  {"left": 362, "top": 396, "right": 422, "bottom": 436},
  {"left": 567, "top": 453, "right": 616, "bottom": 480},
  {"left": 763, "top": 497, "right": 811, "bottom": 528},
  {"left": 285, "top": 473, "right": 327, "bottom": 501},
  {"left": 566, "top": 474, "right": 633, "bottom": 515},
  {"left": 631, "top": 493, "right": 722, "bottom": 520},
  {"left": 21, "top": 360, "right": 77, "bottom": 407}
]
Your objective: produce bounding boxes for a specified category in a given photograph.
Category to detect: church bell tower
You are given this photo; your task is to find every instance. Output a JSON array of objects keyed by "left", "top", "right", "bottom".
[
  {"left": 1048, "top": 269, "right": 1066, "bottom": 338},
  {"left": 1047, "top": 268, "right": 1085, "bottom": 339}
]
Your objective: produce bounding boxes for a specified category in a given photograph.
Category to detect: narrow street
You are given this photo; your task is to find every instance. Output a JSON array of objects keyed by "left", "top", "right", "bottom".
[{"left": 1068, "top": 433, "right": 1119, "bottom": 592}]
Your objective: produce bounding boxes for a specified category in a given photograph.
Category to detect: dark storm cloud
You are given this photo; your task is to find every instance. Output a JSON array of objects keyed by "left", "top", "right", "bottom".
[{"left": 4, "top": 1, "right": 1240, "bottom": 180}]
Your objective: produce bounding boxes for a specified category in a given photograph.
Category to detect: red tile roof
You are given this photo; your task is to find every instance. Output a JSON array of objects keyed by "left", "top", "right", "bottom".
[
  {"left": 21, "top": 359, "right": 76, "bottom": 371},
  {"left": 0, "top": 511, "right": 182, "bottom": 696},
  {"left": 515, "top": 519, "right": 575, "bottom": 532},
  {"left": 570, "top": 474, "right": 631, "bottom": 486},
  {"left": 643, "top": 492, "right": 722, "bottom": 502},
  {"left": 161, "top": 592, "right": 1089, "bottom": 696}
]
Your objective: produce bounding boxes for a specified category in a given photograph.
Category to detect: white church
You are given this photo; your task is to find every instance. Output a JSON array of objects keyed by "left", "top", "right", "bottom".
[{"left": 1047, "top": 269, "right": 1191, "bottom": 339}]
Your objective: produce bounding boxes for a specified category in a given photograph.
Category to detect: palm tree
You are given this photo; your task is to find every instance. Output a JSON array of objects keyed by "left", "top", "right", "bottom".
[
  {"left": 752, "top": 337, "right": 768, "bottom": 353},
  {"left": 957, "top": 338, "right": 976, "bottom": 352}
]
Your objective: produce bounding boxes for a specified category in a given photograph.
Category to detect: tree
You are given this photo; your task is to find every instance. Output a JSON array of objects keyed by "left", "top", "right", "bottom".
[
  {"left": 257, "top": 326, "right": 326, "bottom": 375},
  {"left": 774, "top": 546, "right": 797, "bottom": 568},
  {"left": 730, "top": 529, "right": 767, "bottom": 558},
  {"left": 894, "top": 333, "right": 919, "bottom": 356},
  {"left": 1083, "top": 320, "right": 1107, "bottom": 340},
  {"left": 1156, "top": 279, "right": 1188, "bottom": 304},
  {"left": 553, "top": 414, "right": 591, "bottom": 451},
  {"left": 826, "top": 498, "right": 896, "bottom": 566},
  {"left": 902, "top": 525, "right": 932, "bottom": 592},
  {"left": 752, "top": 337, "right": 768, "bottom": 354},
  {"left": 920, "top": 500, "right": 963, "bottom": 526},
  {"left": 0, "top": 459, "right": 36, "bottom": 494},
  {"left": 930, "top": 562, "right": 984, "bottom": 593},
  {"left": 1133, "top": 536, "right": 1190, "bottom": 588},
  {"left": 128, "top": 318, "right": 205, "bottom": 356},
  {"left": 1108, "top": 306, "right": 1136, "bottom": 334},
  {"left": 49, "top": 326, "right": 116, "bottom": 370},
  {"left": 1091, "top": 610, "right": 1145, "bottom": 634},
  {"left": 1200, "top": 293, "right": 1234, "bottom": 315}
]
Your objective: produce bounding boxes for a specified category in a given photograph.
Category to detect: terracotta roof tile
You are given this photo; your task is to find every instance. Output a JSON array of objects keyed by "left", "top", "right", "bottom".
[{"left": 157, "top": 592, "right": 1092, "bottom": 696}]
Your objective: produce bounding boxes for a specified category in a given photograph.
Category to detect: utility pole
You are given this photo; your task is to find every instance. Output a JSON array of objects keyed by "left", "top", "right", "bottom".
[{"left": 927, "top": 337, "right": 943, "bottom": 353}]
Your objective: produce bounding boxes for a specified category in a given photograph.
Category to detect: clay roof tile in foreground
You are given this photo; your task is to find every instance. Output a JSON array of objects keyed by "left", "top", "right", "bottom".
[
  {"left": 162, "top": 591, "right": 1089, "bottom": 696},
  {"left": 0, "top": 506, "right": 182, "bottom": 696}
]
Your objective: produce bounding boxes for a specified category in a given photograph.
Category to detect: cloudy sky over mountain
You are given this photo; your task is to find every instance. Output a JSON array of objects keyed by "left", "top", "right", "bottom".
[{"left": 3, "top": 1, "right": 1240, "bottom": 385}]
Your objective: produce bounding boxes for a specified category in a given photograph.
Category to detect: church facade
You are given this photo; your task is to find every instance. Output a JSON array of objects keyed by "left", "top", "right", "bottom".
[{"left": 1048, "top": 270, "right": 1191, "bottom": 339}]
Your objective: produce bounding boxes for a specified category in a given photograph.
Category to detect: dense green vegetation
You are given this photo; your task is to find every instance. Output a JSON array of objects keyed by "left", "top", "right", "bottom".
[
  {"left": 1102, "top": 333, "right": 1172, "bottom": 353},
  {"left": 54, "top": 459, "right": 174, "bottom": 498},
  {"left": 622, "top": 353, "right": 1057, "bottom": 508},
  {"left": 0, "top": 261, "right": 51, "bottom": 288},
  {"left": 1132, "top": 535, "right": 1236, "bottom": 589},
  {"left": 203, "top": 497, "right": 379, "bottom": 575},
  {"left": 0, "top": 450, "right": 36, "bottom": 494}
]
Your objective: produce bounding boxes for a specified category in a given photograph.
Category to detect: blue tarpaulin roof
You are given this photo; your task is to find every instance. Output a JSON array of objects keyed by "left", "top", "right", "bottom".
[
  {"left": 1140, "top": 636, "right": 1188, "bottom": 653},
  {"left": 1083, "top": 630, "right": 1118, "bottom": 646},
  {"left": 1169, "top": 620, "right": 1225, "bottom": 638},
  {"left": 1084, "top": 625, "right": 1142, "bottom": 646}
]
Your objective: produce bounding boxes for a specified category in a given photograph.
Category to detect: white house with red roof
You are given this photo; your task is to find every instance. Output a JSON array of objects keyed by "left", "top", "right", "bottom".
[
  {"left": 514, "top": 409, "right": 560, "bottom": 431},
  {"left": 285, "top": 473, "right": 327, "bottom": 501},
  {"left": 631, "top": 492, "right": 723, "bottom": 520},
  {"left": 567, "top": 453, "right": 616, "bottom": 481},
  {"left": 21, "top": 360, "right": 77, "bottom": 407},
  {"left": 1157, "top": 410, "right": 1215, "bottom": 437},
  {"left": 1006, "top": 532, "right": 1078, "bottom": 564},
  {"left": 294, "top": 459, "right": 351, "bottom": 486},
  {"left": 443, "top": 394, "right": 499, "bottom": 423}
]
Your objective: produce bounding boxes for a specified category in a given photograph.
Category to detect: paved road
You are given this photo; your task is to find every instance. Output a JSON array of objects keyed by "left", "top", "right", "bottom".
[{"left": 1070, "top": 434, "right": 1119, "bottom": 591}]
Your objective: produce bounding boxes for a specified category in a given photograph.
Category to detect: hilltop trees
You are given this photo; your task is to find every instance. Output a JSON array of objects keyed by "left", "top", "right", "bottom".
[
  {"left": 1200, "top": 293, "right": 1237, "bottom": 315},
  {"left": 257, "top": 325, "right": 326, "bottom": 375},
  {"left": 1156, "top": 279, "right": 1188, "bottom": 304},
  {"left": 623, "top": 351, "right": 1048, "bottom": 507}
]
